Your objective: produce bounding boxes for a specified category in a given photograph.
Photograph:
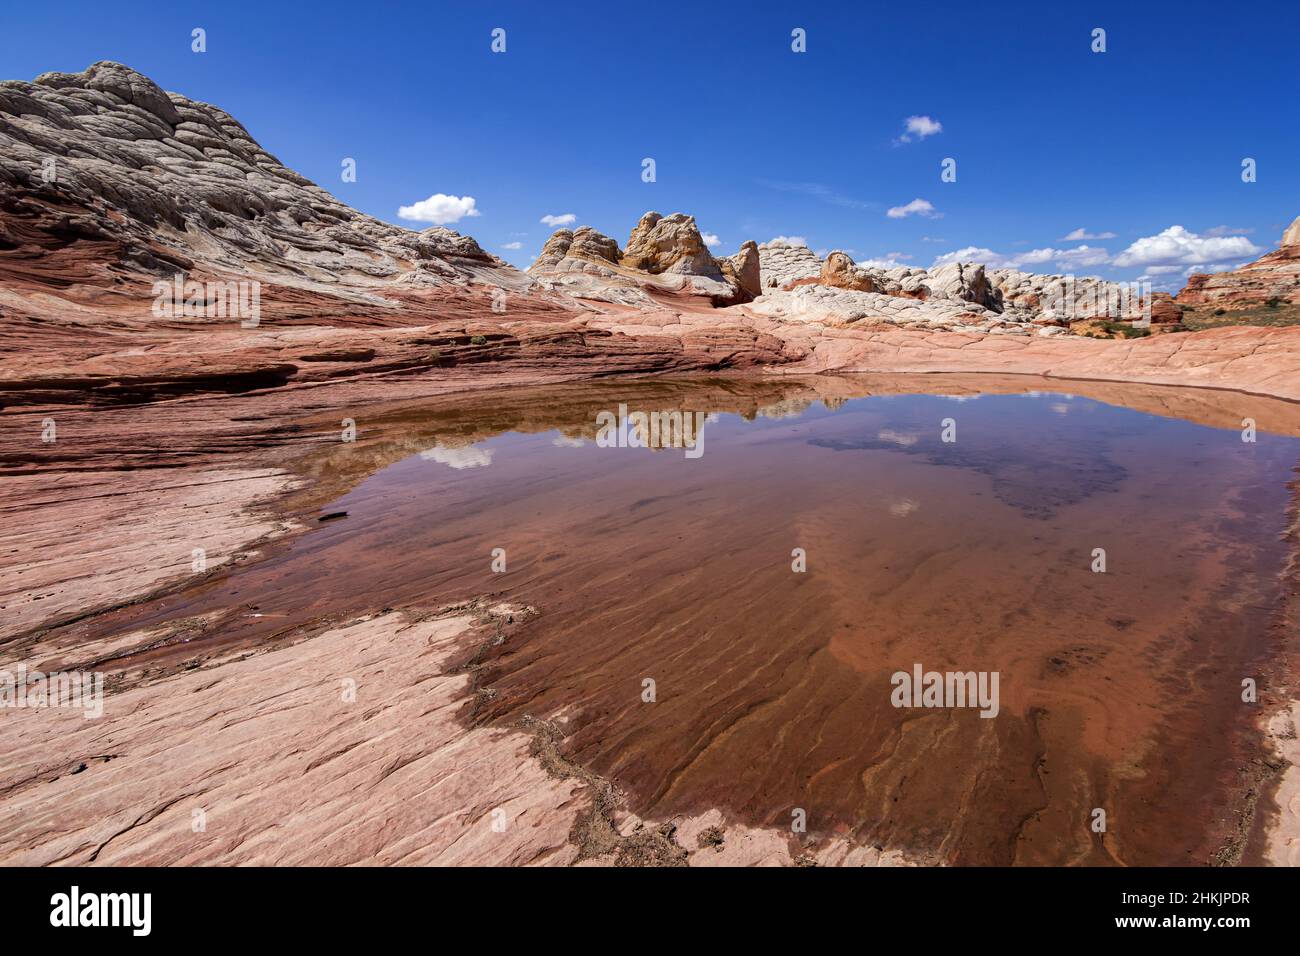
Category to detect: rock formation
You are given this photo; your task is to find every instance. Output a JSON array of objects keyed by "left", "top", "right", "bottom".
[
  {"left": 717, "top": 240, "right": 762, "bottom": 302},
  {"left": 1149, "top": 292, "right": 1185, "bottom": 324},
  {"left": 748, "top": 248, "right": 1162, "bottom": 335},
  {"left": 1178, "top": 217, "right": 1300, "bottom": 308},
  {"left": 621, "top": 211, "right": 722, "bottom": 278},
  {"left": 527, "top": 221, "right": 1158, "bottom": 335},
  {"left": 532, "top": 226, "right": 622, "bottom": 274},
  {"left": 757, "top": 240, "right": 822, "bottom": 288},
  {"left": 816, "top": 251, "right": 884, "bottom": 293},
  {"left": 1281, "top": 215, "right": 1300, "bottom": 248},
  {"left": 532, "top": 229, "right": 576, "bottom": 271},
  {"left": 928, "top": 261, "right": 995, "bottom": 308},
  {"left": 567, "top": 225, "right": 623, "bottom": 266},
  {"left": 0, "top": 61, "right": 527, "bottom": 304},
  {"left": 527, "top": 212, "right": 746, "bottom": 305}
]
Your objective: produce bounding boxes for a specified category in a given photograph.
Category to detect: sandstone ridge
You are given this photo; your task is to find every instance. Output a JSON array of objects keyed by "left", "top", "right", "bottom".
[
  {"left": 0, "top": 60, "right": 529, "bottom": 307},
  {"left": 1179, "top": 216, "right": 1300, "bottom": 309}
]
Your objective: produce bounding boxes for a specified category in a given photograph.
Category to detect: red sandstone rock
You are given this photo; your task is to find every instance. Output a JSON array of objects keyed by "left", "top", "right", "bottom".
[
  {"left": 1178, "top": 216, "right": 1300, "bottom": 307},
  {"left": 1149, "top": 292, "right": 1184, "bottom": 324}
]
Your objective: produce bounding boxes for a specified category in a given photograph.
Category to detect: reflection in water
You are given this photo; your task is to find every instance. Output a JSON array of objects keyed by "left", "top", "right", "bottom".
[
  {"left": 418, "top": 443, "right": 495, "bottom": 469},
  {"left": 59, "top": 374, "right": 1300, "bottom": 866},
  {"left": 592, "top": 403, "right": 713, "bottom": 459}
]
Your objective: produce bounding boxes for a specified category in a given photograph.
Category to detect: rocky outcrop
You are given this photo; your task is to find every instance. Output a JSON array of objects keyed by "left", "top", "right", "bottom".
[
  {"left": 530, "top": 228, "right": 1151, "bottom": 334},
  {"left": 0, "top": 607, "right": 592, "bottom": 865},
  {"left": 568, "top": 225, "right": 622, "bottom": 265},
  {"left": 759, "top": 248, "right": 1156, "bottom": 329},
  {"left": 817, "top": 251, "right": 883, "bottom": 293},
  {"left": 621, "top": 211, "right": 723, "bottom": 278},
  {"left": 0, "top": 61, "right": 528, "bottom": 305},
  {"left": 755, "top": 250, "right": 1157, "bottom": 333},
  {"left": 1149, "top": 292, "right": 1184, "bottom": 324},
  {"left": 533, "top": 229, "right": 576, "bottom": 271},
  {"left": 1283, "top": 215, "right": 1300, "bottom": 249},
  {"left": 757, "top": 240, "right": 822, "bottom": 288},
  {"left": 927, "top": 261, "right": 995, "bottom": 308},
  {"left": 528, "top": 213, "right": 744, "bottom": 305},
  {"left": 532, "top": 226, "right": 621, "bottom": 273},
  {"left": 1178, "top": 216, "right": 1300, "bottom": 308},
  {"left": 750, "top": 283, "right": 1025, "bottom": 333},
  {"left": 987, "top": 269, "right": 1149, "bottom": 321},
  {"left": 717, "top": 240, "right": 762, "bottom": 302}
]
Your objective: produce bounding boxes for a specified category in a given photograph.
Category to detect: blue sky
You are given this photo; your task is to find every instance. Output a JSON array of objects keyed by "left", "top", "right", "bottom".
[{"left": 3, "top": 0, "right": 1297, "bottom": 287}]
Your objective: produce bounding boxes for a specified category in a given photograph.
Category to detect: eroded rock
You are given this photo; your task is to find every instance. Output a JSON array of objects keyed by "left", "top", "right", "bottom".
[
  {"left": 758, "top": 239, "right": 822, "bottom": 288},
  {"left": 621, "top": 211, "right": 723, "bottom": 278},
  {"left": 0, "top": 60, "right": 527, "bottom": 301},
  {"left": 718, "top": 240, "right": 762, "bottom": 303}
]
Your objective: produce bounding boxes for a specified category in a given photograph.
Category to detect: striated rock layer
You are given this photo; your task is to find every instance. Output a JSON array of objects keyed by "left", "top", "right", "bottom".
[
  {"left": 1179, "top": 217, "right": 1300, "bottom": 308},
  {"left": 0, "top": 61, "right": 526, "bottom": 299},
  {"left": 0, "top": 608, "right": 590, "bottom": 866}
]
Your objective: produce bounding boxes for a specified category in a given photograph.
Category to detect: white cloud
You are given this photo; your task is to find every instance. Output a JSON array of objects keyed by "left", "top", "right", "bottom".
[
  {"left": 765, "top": 235, "right": 808, "bottom": 247},
  {"left": 397, "top": 194, "right": 480, "bottom": 225},
  {"left": 702, "top": 232, "right": 721, "bottom": 248},
  {"left": 540, "top": 213, "right": 577, "bottom": 228},
  {"left": 920, "top": 236, "right": 946, "bottom": 243},
  {"left": 1053, "top": 245, "right": 1112, "bottom": 268},
  {"left": 501, "top": 241, "right": 522, "bottom": 250},
  {"left": 1009, "top": 248, "right": 1056, "bottom": 266},
  {"left": 931, "top": 246, "right": 1003, "bottom": 268},
  {"left": 857, "top": 257, "right": 910, "bottom": 270},
  {"left": 419, "top": 444, "right": 494, "bottom": 469},
  {"left": 878, "top": 430, "right": 920, "bottom": 447},
  {"left": 1111, "top": 225, "right": 1263, "bottom": 269},
  {"left": 886, "top": 198, "right": 940, "bottom": 219},
  {"left": 1060, "top": 227, "right": 1117, "bottom": 241},
  {"left": 888, "top": 498, "right": 920, "bottom": 518},
  {"left": 921, "top": 227, "right": 1259, "bottom": 277},
  {"left": 931, "top": 244, "right": 1111, "bottom": 272},
  {"left": 895, "top": 115, "right": 942, "bottom": 144}
]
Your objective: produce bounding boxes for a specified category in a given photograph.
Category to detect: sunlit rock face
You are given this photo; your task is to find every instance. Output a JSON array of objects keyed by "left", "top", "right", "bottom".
[{"left": 0, "top": 60, "right": 528, "bottom": 298}]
